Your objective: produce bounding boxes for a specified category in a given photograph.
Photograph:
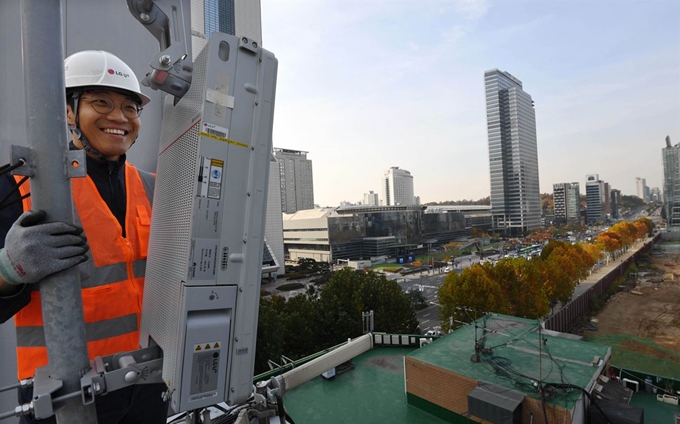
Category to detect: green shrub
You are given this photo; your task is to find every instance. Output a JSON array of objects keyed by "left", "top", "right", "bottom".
[{"left": 276, "top": 283, "right": 305, "bottom": 292}]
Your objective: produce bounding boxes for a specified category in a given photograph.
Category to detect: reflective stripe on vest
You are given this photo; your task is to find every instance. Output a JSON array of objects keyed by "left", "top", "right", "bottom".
[
  {"left": 13, "top": 163, "right": 154, "bottom": 379},
  {"left": 28, "top": 258, "right": 147, "bottom": 291},
  {"left": 16, "top": 314, "right": 138, "bottom": 347}
]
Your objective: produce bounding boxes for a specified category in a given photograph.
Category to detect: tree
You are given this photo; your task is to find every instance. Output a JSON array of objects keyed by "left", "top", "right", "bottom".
[
  {"left": 471, "top": 227, "right": 485, "bottom": 238},
  {"left": 406, "top": 290, "right": 428, "bottom": 310},
  {"left": 619, "top": 195, "right": 644, "bottom": 209},
  {"left": 437, "top": 264, "right": 509, "bottom": 332},
  {"left": 489, "top": 258, "right": 550, "bottom": 318},
  {"left": 636, "top": 217, "right": 654, "bottom": 234},
  {"left": 582, "top": 242, "right": 602, "bottom": 263},
  {"left": 597, "top": 231, "right": 622, "bottom": 255},
  {"left": 541, "top": 193, "right": 554, "bottom": 214},
  {"left": 317, "top": 268, "right": 418, "bottom": 347},
  {"left": 255, "top": 296, "right": 287, "bottom": 374}
]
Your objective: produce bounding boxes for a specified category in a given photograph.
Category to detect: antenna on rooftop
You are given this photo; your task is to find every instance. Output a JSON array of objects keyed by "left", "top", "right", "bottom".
[{"left": 454, "top": 307, "right": 489, "bottom": 362}]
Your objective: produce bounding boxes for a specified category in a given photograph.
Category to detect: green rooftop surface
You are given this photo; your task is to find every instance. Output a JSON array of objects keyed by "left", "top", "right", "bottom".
[
  {"left": 283, "top": 347, "right": 452, "bottom": 424},
  {"left": 281, "top": 315, "right": 676, "bottom": 423},
  {"left": 585, "top": 333, "right": 680, "bottom": 379},
  {"left": 407, "top": 313, "right": 611, "bottom": 411},
  {"left": 629, "top": 391, "right": 680, "bottom": 424}
]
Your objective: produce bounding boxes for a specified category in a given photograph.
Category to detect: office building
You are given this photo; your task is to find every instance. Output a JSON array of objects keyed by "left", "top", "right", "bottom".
[
  {"left": 553, "top": 182, "right": 582, "bottom": 225},
  {"left": 274, "top": 148, "right": 315, "bottom": 214},
  {"left": 635, "top": 177, "right": 648, "bottom": 202},
  {"left": 604, "top": 182, "right": 611, "bottom": 216},
  {"left": 263, "top": 155, "right": 284, "bottom": 276},
  {"left": 650, "top": 187, "right": 661, "bottom": 202},
  {"left": 586, "top": 174, "right": 605, "bottom": 225},
  {"left": 382, "top": 167, "right": 415, "bottom": 206},
  {"left": 610, "top": 189, "right": 621, "bottom": 220},
  {"left": 484, "top": 69, "right": 541, "bottom": 235},
  {"left": 567, "top": 182, "right": 581, "bottom": 224},
  {"left": 553, "top": 183, "right": 568, "bottom": 224},
  {"left": 282, "top": 205, "right": 473, "bottom": 263},
  {"left": 663, "top": 136, "right": 680, "bottom": 230},
  {"left": 363, "top": 191, "right": 379, "bottom": 206}
]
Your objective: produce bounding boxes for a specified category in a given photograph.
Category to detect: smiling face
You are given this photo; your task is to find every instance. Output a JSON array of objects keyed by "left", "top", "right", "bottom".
[{"left": 67, "top": 90, "right": 141, "bottom": 161}]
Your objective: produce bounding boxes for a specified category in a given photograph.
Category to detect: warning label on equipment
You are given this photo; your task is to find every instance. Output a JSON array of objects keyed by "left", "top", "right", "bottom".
[
  {"left": 189, "top": 341, "right": 221, "bottom": 397},
  {"left": 197, "top": 156, "right": 224, "bottom": 199}
]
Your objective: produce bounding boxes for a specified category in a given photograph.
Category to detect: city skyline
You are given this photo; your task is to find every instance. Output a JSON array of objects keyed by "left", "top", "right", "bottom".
[{"left": 261, "top": 0, "right": 680, "bottom": 207}]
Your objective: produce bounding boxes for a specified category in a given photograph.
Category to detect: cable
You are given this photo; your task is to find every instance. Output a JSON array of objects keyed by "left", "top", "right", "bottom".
[
  {"left": 0, "top": 160, "right": 25, "bottom": 177},
  {"left": 547, "top": 383, "right": 614, "bottom": 424},
  {"left": 0, "top": 382, "right": 21, "bottom": 394},
  {"left": 0, "top": 176, "right": 29, "bottom": 211},
  {"left": 0, "top": 409, "right": 19, "bottom": 420}
]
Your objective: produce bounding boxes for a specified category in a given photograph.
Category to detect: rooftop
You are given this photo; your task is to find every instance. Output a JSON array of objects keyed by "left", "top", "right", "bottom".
[
  {"left": 278, "top": 323, "right": 677, "bottom": 424},
  {"left": 283, "top": 346, "right": 449, "bottom": 424},
  {"left": 408, "top": 313, "right": 611, "bottom": 411}
]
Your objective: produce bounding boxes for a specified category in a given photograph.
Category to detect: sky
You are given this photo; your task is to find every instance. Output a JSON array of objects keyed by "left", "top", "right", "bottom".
[{"left": 260, "top": 0, "right": 680, "bottom": 207}]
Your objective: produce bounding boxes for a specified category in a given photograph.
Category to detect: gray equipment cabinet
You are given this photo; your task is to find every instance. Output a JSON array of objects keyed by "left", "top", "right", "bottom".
[{"left": 139, "top": 32, "right": 277, "bottom": 414}]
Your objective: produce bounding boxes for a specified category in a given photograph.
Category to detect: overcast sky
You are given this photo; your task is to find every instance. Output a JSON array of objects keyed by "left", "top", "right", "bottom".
[{"left": 261, "top": 0, "right": 680, "bottom": 207}]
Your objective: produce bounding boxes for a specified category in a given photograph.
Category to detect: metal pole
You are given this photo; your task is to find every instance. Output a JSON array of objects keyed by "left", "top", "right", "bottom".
[{"left": 20, "top": 1, "right": 97, "bottom": 422}]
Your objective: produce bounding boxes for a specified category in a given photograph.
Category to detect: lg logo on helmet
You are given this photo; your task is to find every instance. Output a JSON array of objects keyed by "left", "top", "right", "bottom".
[{"left": 107, "top": 68, "right": 129, "bottom": 78}]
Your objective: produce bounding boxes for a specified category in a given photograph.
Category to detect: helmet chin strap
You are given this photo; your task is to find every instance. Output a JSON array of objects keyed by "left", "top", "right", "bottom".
[{"left": 69, "top": 92, "right": 108, "bottom": 162}]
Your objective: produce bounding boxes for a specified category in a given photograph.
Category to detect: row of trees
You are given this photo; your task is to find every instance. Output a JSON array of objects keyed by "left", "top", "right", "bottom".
[
  {"left": 425, "top": 197, "right": 491, "bottom": 206},
  {"left": 437, "top": 217, "right": 654, "bottom": 331},
  {"left": 255, "top": 268, "right": 419, "bottom": 374},
  {"left": 595, "top": 218, "right": 654, "bottom": 260}
]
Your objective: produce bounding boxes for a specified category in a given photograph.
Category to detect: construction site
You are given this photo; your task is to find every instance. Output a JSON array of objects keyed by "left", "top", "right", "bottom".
[{"left": 584, "top": 242, "right": 680, "bottom": 380}]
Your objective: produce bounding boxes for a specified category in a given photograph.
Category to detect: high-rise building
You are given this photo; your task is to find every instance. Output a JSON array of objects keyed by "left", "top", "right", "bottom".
[
  {"left": 635, "top": 177, "right": 648, "bottom": 202},
  {"left": 586, "top": 174, "right": 605, "bottom": 225},
  {"left": 552, "top": 182, "right": 581, "bottom": 225},
  {"left": 191, "top": 0, "right": 263, "bottom": 60},
  {"left": 662, "top": 136, "right": 680, "bottom": 230},
  {"left": 553, "top": 183, "right": 581, "bottom": 224},
  {"left": 610, "top": 189, "right": 621, "bottom": 220},
  {"left": 604, "top": 182, "right": 611, "bottom": 216},
  {"left": 553, "top": 183, "right": 568, "bottom": 224},
  {"left": 650, "top": 187, "right": 661, "bottom": 202},
  {"left": 363, "top": 191, "right": 379, "bottom": 206},
  {"left": 382, "top": 167, "right": 415, "bottom": 206},
  {"left": 567, "top": 182, "right": 581, "bottom": 224},
  {"left": 484, "top": 69, "right": 541, "bottom": 235},
  {"left": 264, "top": 155, "right": 284, "bottom": 275},
  {"left": 274, "top": 148, "right": 315, "bottom": 213}
]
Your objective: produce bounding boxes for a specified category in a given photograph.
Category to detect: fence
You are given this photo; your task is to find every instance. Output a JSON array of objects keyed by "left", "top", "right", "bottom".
[{"left": 545, "top": 234, "right": 660, "bottom": 333}]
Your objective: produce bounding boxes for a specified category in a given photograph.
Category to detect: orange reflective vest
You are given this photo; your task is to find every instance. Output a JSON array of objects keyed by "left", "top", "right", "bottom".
[{"left": 13, "top": 163, "right": 154, "bottom": 379}]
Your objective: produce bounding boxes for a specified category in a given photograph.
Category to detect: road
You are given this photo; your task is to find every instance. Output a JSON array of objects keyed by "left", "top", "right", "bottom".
[{"left": 382, "top": 253, "right": 492, "bottom": 334}]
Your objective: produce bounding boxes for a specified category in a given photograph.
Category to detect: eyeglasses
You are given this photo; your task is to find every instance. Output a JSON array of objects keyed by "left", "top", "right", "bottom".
[{"left": 81, "top": 95, "right": 142, "bottom": 119}]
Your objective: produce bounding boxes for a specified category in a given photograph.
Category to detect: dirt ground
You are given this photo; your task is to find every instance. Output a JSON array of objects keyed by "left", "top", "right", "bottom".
[{"left": 588, "top": 247, "right": 680, "bottom": 356}]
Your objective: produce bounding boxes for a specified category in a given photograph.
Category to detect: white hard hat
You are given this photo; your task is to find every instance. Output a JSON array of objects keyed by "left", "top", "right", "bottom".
[{"left": 65, "top": 50, "right": 151, "bottom": 106}]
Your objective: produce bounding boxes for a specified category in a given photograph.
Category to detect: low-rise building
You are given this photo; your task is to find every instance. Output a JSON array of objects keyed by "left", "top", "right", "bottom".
[{"left": 282, "top": 205, "right": 481, "bottom": 263}]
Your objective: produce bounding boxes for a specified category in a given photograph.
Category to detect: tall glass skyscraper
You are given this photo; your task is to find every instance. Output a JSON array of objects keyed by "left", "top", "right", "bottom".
[
  {"left": 191, "top": 0, "right": 263, "bottom": 59},
  {"left": 484, "top": 69, "right": 541, "bottom": 235},
  {"left": 662, "top": 136, "right": 680, "bottom": 230}
]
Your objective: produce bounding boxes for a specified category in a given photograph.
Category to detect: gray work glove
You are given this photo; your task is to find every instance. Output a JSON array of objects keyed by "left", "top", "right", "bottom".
[{"left": 0, "top": 210, "right": 89, "bottom": 286}]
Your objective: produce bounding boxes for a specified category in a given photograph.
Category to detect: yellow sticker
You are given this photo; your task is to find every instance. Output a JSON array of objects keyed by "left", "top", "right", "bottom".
[{"left": 199, "top": 131, "right": 248, "bottom": 149}]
